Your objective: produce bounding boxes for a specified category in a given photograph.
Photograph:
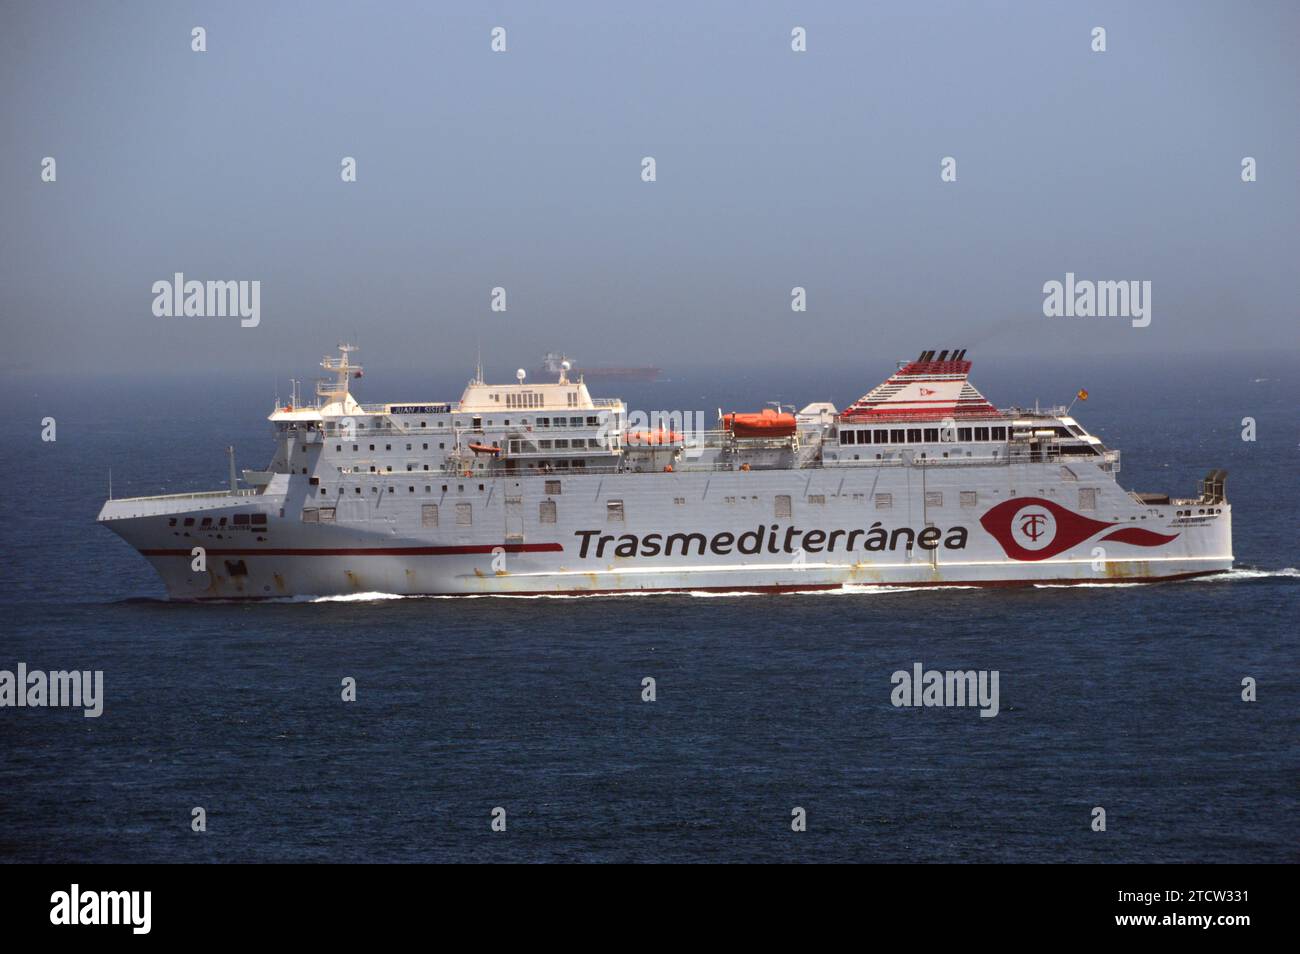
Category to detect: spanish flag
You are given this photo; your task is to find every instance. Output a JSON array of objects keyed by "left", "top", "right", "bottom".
[{"left": 1077, "top": 389, "right": 1089, "bottom": 401}]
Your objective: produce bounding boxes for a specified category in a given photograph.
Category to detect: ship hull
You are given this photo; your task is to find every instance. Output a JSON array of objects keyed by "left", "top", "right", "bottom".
[{"left": 99, "top": 462, "right": 1233, "bottom": 600}]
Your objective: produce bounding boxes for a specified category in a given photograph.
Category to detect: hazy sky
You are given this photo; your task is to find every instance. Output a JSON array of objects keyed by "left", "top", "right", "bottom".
[{"left": 2, "top": 0, "right": 1296, "bottom": 378}]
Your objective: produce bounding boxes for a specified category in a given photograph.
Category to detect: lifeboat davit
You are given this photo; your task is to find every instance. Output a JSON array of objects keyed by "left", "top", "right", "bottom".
[
  {"left": 467, "top": 443, "right": 500, "bottom": 455},
  {"left": 722, "top": 409, "right": 797, "bottom": 439},
  {"left": 625, "top": 429, "right": 683, "bottom": 445}
]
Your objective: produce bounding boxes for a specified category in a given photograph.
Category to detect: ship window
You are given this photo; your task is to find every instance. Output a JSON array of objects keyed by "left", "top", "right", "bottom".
[
  {"left": 478, "top": 484, "right": 485, "bottom": 491},
  {"left": 422, "top": 504, "right": 439, "bottom": 527},
  {"left": 369, "top": 444, "right": 375, "bottom": 451},
  {"left": 472, "top": 417, "right": 482, "bottom": 429},
  {"left": 385, "top": 444, "right": 392, "bottom": 451},
  {"left": 321, "top": 488, "right": 327, "bottom": 495},
  {"left": 960, "top": 491, "right": 977, "bottom": 508},
  {"left": 775, "top": 495, "right": 792, "bottom": 519},
  {"left": 874, "top": 493, "right": 892, "bottom": 510},
  {"left": 808, "top": 494, "right": 825, "bottom": 505},
  {"left": 408, "top": 486, "right": 414, "bottom": 493},
  {"left": 455, "top": 502, "right": 472, "bottom": 525},
  {"left": 607, "top": 500, "right": 625, "bottom": 522},
  {"left": 839, "top": 430, "right": 853, "bottom": 445},
  {"left": 674, "top": 497, "right": 685, "bottom": 505},
  {"left": 355, "top": 487, "right": 361, "bottom": 494},
  {"left": 319, "top": 507, "right": 335, "bottom": 523},
  {"left": 925, "top": 491, "right": 943, "bottom": 508},
  {"left": 302, "top": 508, "right": 319, "bottom": 523},
  {"left": 232, "top": 515, "right": 248, "bottom": 526},
  {"left": 539, "top": 440, "right": 552, "bottom": 449},
  {"left": 992, "top": 427, "right": 1007, "bottom": 440},
  {"left": 974, "top": 427, "right": 990, "bottom": 441},
  {"left": 545, "top": 480, "right": 561, "bottom": 495},
  {"left": 890, "top": 429, "right": 905, "bottom": 443},
  {"left": 168, "top": 518, "right": 177, "bottom": 527},
  {"left": 923, "top": 428, "right": 939, "bottom": 442},
  {"left": 406, "top": 444, "right": 412, "bottom": 451},
  {"left": 907, "top": 429, "right": 922, "bottom": 442},
  {"left": 554, "top": 439, "right": 569, "bottom": 449},
  {"left": 537, "top": 418, "right": 549, "bottom": 428},
  {"left": 423, "top": 444, "right": 428, "bottom": 450},
  {"left": 1079, "top": 488, "right": 1097, "bottom": 511},
  {"left": 336, "top": 445, "right": 342, "bottom": 452},
  {"left": 957, "top": 427, "right": 973, "bottom": 441},
  {"left": 352, "top": 445, "right": 358, "bottom": 452},
  {"left": 386, "top": 466, "right": 393, "bottom": 472},
  {"left": 201, "top": 517, "right": 213, "bottom": 527},
  {"left": 570, "top": 417, "right": 583, "bottom": 427},
  {"left": 874, "top": 430, "right": 889, "bottom": 444},
  {"left": 539, "top": 500, "right": 557, "bottom": 523},
  {"left": 587, "top": 416, "right": 598, "bottom": 426}
]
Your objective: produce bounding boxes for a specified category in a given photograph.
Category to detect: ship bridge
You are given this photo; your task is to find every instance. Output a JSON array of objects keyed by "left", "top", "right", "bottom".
[{"left": 827, "top": 350, "right": 1119, "bottom": 470}]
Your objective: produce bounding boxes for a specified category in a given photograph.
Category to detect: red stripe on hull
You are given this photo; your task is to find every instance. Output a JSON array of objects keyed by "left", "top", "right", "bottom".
[{"left": 140, "top": 543, "right": 564, "bottom": 557}]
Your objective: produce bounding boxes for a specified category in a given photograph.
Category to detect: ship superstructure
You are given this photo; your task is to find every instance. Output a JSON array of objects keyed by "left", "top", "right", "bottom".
[{"left": 98, "top": 347, "right": 1233, "bottom": 598}]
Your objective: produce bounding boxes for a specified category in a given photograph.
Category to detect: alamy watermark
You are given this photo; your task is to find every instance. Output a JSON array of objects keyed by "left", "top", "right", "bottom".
[
  {"left": 1042, "top": 272, "right": 1150, "bottom": 327},
  {"left": 152, "top": 273, "right": 260, "bottom": 327},
  {"left": 891, "top": 662, "right": 999, "bottom": 717},
  {"left": 1, "top": 663, "right": 103, "bottom": 717},
  {"left": 50, "top": 885, "right": 150, "bottom": 934}
]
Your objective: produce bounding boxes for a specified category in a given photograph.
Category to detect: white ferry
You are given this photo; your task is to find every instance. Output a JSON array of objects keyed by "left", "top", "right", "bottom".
[{"left": 99, "top": 347, "right": 1233, "bottom": 598}]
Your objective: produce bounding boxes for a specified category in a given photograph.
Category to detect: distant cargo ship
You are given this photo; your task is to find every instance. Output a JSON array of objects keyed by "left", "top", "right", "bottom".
[{"left": 537, "top": 352, "right": 661, "bottom": 382}]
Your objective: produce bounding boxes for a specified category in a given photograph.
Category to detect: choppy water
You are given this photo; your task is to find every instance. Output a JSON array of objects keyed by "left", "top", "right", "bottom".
[{"left": 2, "top": 354, "right": 1296, "bottom": 862}]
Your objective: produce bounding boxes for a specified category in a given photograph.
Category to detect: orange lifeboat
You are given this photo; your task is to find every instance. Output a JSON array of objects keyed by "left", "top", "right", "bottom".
[
  {"left": 722, "top": 409, "right": 797, "bottom": 439},
  {"left": 625, "top": 429, "right": 683, "bottom": 445},
  {"left": 467, "top": 443, "right": 500, "bottom": 455}
]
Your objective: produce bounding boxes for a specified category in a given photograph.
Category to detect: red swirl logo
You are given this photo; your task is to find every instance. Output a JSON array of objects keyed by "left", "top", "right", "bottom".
[{"left": 979, "top": 497, "right": 1178, "bottom": 561}]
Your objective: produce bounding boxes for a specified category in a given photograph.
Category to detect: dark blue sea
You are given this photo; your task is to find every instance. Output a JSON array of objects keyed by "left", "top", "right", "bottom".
[{"left": 2, "top": 353, "right": 1296, "bottom": 863}]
